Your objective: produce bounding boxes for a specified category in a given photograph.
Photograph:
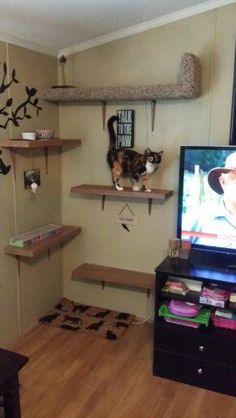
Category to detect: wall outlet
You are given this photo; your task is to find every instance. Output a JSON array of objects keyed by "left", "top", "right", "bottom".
[{"left": 24, "top": 169, "right": 41, "bottom": 189}]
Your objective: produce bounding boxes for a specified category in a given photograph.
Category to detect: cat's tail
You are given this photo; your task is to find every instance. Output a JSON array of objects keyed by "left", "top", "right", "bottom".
[{"left": 107, "top": 115, "right": 119, "bottom": 148}]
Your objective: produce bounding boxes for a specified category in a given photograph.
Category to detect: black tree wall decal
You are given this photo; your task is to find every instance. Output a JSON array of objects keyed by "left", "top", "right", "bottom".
[
  {"left": 0, "top": 61, "right": 42, "bottom": 129},
  {"left": 0, "top": 150, "right": 10, "bottom": 175}
]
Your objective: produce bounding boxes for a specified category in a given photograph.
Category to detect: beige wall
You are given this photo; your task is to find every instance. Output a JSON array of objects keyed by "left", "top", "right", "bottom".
[
  {"left": 0, "top": 43, "right": 60, "bottom": 345},
  {"left": 0, "top": 4, "right": 236, "bottom": 346},
  {"left": 60, "top": 4, "right": 236, "bottom": 318}
]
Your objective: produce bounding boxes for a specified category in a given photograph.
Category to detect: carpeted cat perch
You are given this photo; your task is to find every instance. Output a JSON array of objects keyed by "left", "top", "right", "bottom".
[
  {"left": 39, "top": 297, "right": 135, "bottom": 340},
  {"left": 39, "top": 53, "right": 201, "bottom": 101},
  {"left": 39, "top": 52, "right": 201, "bottom": 130}
]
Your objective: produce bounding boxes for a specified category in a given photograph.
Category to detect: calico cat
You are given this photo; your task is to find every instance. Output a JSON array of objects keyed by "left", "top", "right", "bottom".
[{"left": 107, "top": 115, "right": 163, "bottom": 192}]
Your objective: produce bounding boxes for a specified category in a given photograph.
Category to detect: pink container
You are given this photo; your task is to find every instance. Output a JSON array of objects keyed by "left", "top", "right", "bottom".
[
  {"left": 168, "top": 299, "right": 200, "bottom": 317},
  {"left": 211, "top": 313, "right": 236, "bottom": 330}
]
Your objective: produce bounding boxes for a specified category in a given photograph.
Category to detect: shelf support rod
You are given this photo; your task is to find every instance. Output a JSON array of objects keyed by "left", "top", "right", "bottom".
[
  {"left": 44, "top": 147, "right": 48, "bottom": 174},
  {"left": 148, "top": 198, "right": 152, "bottom": 215},
  {"left": 151, "top": 100, "right": 156, "bottom": 131},
  {"left": 102, "top": 195, "right": 106, "bottom": 210},
  {"left": 102, "top": 101, "right": 107, "bottom": 130},
  {"left": 16, "top": 256, "right": 21, "bottom": 279},
  {"left": 10, "top": 149, "right": 16, "bottom": 180}
]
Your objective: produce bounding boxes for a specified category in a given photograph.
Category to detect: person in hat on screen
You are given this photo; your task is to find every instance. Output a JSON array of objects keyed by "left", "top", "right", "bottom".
[
  {"left": 184, "top": 151, "right": 236, "bottom": 248},
  {"left": 207, "top": 152, "right": 236, "bottom": 213}
]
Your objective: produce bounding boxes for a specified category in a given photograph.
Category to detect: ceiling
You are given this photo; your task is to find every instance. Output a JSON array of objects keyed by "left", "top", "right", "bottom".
[{"left": 0, "top": 0, "right": 234, "bottom": 57}]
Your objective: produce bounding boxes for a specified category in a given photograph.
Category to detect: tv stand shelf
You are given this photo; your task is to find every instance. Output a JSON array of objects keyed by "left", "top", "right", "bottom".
[
  {"left": 153, "top": 256, "right": 236, "bottom": 396},
  {"left": 72, "top": 263, "right": 155, "bottom": 296},
  {"left": 71, "top": 184, "right": 173, "bottom": 214}
]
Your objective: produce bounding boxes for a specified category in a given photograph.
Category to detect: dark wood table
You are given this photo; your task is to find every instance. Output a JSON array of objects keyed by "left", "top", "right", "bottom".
[{"left": 0, "top": 348, "right": 28, "bottom": 418}]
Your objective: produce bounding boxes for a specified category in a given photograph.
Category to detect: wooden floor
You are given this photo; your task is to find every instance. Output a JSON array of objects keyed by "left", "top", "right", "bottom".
[{"left": 8, "top": 322, "right": 236, "bottom": 418}]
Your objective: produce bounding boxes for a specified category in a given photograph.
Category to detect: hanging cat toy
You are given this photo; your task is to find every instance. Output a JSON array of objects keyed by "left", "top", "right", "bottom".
[{"left": 106, "top": 115, "right": 163, "bottom": 192}]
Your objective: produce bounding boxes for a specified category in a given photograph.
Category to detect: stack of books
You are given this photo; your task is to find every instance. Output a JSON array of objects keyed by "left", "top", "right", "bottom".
[
  {"left": 162, "top": 277, "right": 203, "bottom": 296},
  {"left": 162, "top": 280, "right": 189, "bottom": 296},
  {"left": 199, "top": 286, "right": 230, "bottom": 308},
  {"left": 9, "top": 224, "right": 63, "bottom": 247}
]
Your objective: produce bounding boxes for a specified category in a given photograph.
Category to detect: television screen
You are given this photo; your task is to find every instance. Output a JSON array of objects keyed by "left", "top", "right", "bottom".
[{"left": 177, "top": 145, "right": 236, "bottom": 266}]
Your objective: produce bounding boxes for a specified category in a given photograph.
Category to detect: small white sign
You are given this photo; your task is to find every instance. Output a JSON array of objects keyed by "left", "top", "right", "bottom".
[
  {"left": 116, "top": 203, "right": 138, "bottom": 226},
  {"left": 116, "top": 214, "right": 139, "bottom": 226}
]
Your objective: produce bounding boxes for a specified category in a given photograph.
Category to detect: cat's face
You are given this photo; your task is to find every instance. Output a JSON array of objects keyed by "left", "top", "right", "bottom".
[
  {"left": 144, "top": 150, "right": 163, "bottom": 174},
  {"left": 145, "top": 149, "right": 163, "bottom": 166}
]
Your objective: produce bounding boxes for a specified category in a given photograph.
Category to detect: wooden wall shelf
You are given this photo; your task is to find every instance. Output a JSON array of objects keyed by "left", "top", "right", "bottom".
[
  {"left": 0, "top": 139, "right": 81, "bottom": 176},
  {"left": 0, "top": 139, "right": 81, "bottom": 149},
  {"left": 5, "top": 225, "right": 81, "bottom": 259},
  {"left": 72, "top": 263, "right": 155, "bottom": 296},
  {"left": 71, "top": 184, "right": 173, "bottom": 214}
]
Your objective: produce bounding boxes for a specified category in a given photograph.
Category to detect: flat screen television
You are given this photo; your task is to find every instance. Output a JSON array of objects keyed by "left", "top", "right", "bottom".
[{"left": 177, "top": 145, "right": 236, "bottom": 270}]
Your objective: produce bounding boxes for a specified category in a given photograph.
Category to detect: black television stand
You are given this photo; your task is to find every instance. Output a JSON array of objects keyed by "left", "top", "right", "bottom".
[
  {"left": 190, "top": 248, "right": 236, "bottom": 271},
  {"left": 153, "top": 256, "right": 236, "bottom": 396}
]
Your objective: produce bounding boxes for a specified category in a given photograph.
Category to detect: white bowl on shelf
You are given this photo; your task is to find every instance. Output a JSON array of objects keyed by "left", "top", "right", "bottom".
[{"left": 21, "top": 132, "right": 36, "bottom": 140}]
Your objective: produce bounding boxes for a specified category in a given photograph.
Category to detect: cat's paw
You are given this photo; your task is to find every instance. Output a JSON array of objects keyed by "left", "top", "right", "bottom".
[
  {"left": 145, "top": 188, "right": 152, "bottom": 192},
  {"left": 132, "top": 185, "right": 141, "bottom": 191},
  {"left": 115, "top": 184, "right": 124, "bottom": 191}
]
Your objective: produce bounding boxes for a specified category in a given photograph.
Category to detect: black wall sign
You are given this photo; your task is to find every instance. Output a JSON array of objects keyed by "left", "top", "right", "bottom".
[{"left": 116, "top": 110, "right": 134, "bottom": 148}]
